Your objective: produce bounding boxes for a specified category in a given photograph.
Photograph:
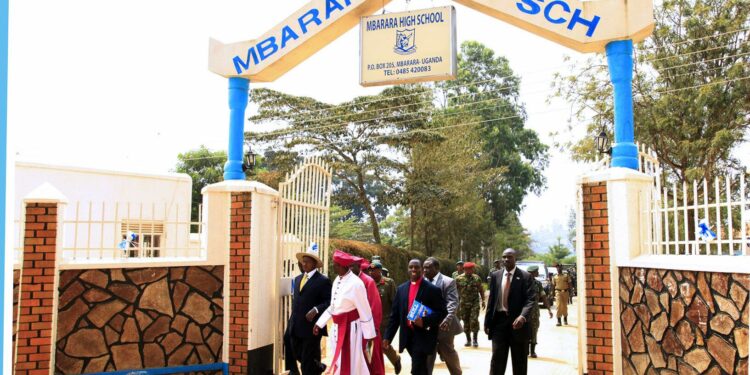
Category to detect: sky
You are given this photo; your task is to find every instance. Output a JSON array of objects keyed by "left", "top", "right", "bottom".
[{"left": 8, "top": 0, "right": 748, "bottom": 252}]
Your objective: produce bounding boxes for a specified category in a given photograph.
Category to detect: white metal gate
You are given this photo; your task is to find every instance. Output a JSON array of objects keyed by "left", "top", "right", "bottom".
[{"left": 276, "top": 157, "right": 333, "bottom": 373}]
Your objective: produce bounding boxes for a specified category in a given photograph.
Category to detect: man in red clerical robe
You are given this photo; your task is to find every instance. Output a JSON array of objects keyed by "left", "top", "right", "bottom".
[{"left": 351, "top": 258, "right": 385, "bottom": 375}]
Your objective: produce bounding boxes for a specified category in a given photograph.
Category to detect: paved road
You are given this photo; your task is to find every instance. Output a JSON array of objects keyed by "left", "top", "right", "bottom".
[{"left": 381, "top": 298, "right": 580, "bottom": 375}]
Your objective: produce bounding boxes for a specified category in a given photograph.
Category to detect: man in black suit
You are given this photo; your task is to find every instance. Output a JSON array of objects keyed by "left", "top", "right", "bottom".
[
  {"left": 383, "top": 259, "right": 447, "bottom": 375},
  {"left": 485, "top": 248, "right": 536, "bottom": 375},
  {"left": 288, "top": 249, "right": 331, "bottom": 375}
]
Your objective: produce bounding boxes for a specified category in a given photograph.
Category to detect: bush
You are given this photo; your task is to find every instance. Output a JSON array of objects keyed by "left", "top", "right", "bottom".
[{"left": 328, "top": 239, "right": 487, "bottom": 285}]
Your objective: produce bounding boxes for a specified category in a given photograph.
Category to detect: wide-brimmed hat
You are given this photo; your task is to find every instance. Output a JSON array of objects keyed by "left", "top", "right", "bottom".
[{"left": 296, "top": 242, "right": 323, "bottom": 268}]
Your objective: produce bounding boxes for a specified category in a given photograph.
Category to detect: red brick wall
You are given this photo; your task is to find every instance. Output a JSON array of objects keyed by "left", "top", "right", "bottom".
[
  {"left": 583, "top": 182, "right": 614, "bottom": 375},
  {"left": 15, "top": 203, "right": 58, "bottom": 374},
  {"left": 229, "top": 193, "right": 251, "bottom": 374}
]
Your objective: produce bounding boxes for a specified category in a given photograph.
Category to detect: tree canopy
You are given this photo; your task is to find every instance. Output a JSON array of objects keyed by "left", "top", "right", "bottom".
[{"left": 552, "top": 0, "right": 750, "bottom": 184}]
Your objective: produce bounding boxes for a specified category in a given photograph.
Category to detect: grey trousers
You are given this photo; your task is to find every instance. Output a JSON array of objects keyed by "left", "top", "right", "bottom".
[{"left": 426, "top": 331, "right": 462, "bottom": 375}]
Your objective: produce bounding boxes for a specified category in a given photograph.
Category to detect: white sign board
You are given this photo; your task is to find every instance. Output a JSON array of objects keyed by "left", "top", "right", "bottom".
[
  {"left": 453, "top": 0, "right": 654, "bottom": 53},
  {"left": 209, "top": 0, "right": 393, "bottom": 82},
  {"left": 360, "top": 6, "right": 457, "bottom": 87}
]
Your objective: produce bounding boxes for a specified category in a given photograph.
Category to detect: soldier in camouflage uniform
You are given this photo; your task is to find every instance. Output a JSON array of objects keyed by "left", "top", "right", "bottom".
[
  {"left": 527, "top": 265, "right": 553, "bottom": 358},
  {"left": 370, "top": 261, "right": 401, "bottom": 374},
  {"left": 452, "top": 261, "right": 464, "bottom": 279},
  {"left": 455, "top": 262, "right": 485, "bottom": 347}
]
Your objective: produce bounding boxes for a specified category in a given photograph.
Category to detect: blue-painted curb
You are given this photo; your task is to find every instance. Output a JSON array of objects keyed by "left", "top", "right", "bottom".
[{"left": 85, "top": 362, "right": 228, "bottom": 375}]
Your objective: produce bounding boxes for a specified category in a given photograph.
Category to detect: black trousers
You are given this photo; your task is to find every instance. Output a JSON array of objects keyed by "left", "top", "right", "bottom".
[
  {"left": 489, "top": 312, "right": 529, "bottom": 375},
  {"left": 284, "top": 328, "right": 299, "bottom": 375},
  {"left": 407, "top": 345, "right": 430, "bottom": 375},
  {"left": 292, "top": 334, "right": 324, "bottom": 375}
]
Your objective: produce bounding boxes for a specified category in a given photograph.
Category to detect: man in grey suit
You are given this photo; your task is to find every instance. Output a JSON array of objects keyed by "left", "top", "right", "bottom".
[{"left": 423, "top": 257, "right": 463, "bottom": 375}]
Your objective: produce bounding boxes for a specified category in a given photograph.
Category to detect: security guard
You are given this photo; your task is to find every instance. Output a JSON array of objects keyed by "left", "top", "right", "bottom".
[
  {"left": 455, "top": 262, "right": 484, "bottom": 347},
  {"left": 551, "top": 263, "right": 573, "bottom": 326},
  {"left": 370, "top": 261, "right": 401, "bottom": 374},
  {"left": 452, "top": 261, "right": 464, "bottom": 279},
  {"left": 527, "top": 265, "right": 553, "bottom": 358}
]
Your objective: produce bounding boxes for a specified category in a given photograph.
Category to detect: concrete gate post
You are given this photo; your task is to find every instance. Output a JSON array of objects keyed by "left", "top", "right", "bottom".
[
  {"left": 203, "top": 180, "right": 279, "bottom": 375},
  {"left": 577, "top": 168, "right": 653, "bottom": 375}
]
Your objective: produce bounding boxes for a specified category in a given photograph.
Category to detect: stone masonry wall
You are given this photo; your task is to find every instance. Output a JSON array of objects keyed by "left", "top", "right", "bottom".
[
  {"left": 55, "top": 266, "right": 224, "bottom": 373},
  {"left": 619, "top": 268, "right": 749, "bottom": 374},
  {"left": 582, "top": 182, "right": 614, "bottom": 375}
]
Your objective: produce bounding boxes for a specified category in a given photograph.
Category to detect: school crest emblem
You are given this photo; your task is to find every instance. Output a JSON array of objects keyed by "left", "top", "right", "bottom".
[{"left": 394, "top": 29, "right": 416, "bottom": 55}]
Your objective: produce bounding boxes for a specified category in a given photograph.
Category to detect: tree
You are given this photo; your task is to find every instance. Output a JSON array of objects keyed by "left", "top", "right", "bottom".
[
  {"left": 175, "top": 146, "right": 227, "bottom": 221},
  {"left": 437, "top": 41, "right": 549, "bottom": 226},
  {"left": 407, "top": 113, "right": 501, "bottom": 258},
  {"left": 329, "top": 205, "right": 373, "bottom": 242},
  {"left": 174, "top": 146, "right": 298, "bottom": 221},
  {"left": 552, "top": 0, "right": 750, "bottom": 184},
  {"left": 527, "top": 237, "right": 574, "bottom": 265},
  {"left": 248, "top": 85, "right": 440, "bottom": 243}
]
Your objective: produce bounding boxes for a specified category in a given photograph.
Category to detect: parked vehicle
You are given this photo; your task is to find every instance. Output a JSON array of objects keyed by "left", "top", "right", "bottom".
[{"left": 516, "top": 261, "right": 550, "bottom": 306}]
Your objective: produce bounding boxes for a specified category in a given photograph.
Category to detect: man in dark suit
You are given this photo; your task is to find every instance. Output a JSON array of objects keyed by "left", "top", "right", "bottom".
[
  {"left": 485, "top": 248, "right": 536, "bottom": 375},
  {"left": 288, "top": 248, "right": 331, "bottom": 375},
  {"left": 383, "top": 259, "right": 448, "bottom": 375},
  {"left": 423, "top": 257, "right": 463, "bottom": 375}
]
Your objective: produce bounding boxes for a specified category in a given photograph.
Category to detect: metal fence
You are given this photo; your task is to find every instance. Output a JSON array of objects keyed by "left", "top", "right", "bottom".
[
  {"left": 647, "top": 174, "right": 749, "bottom": 256},
  {"left": 10, "top": 201, "right": 205, "bottom": 264},
  {"left": 593, "top": 144, "right": 749, "bottom": 256}
]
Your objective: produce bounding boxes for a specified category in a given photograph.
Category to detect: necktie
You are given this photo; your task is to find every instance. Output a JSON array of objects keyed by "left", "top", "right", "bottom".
[
  {"left": 300, "top": 274, "right": 308, "bottom": 290},
  {"left": 502, "top": 272, "right": 511, "bottom": 311}
]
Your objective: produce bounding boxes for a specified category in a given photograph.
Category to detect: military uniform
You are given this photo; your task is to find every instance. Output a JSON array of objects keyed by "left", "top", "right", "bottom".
[
  {"left": 376, "top": 276, "right": 400, "bottom": 370},
  {"left": 452, "top": 271, "right": 463, "bottom": 279},
  {"left": 455, "top": 273, "right": 483, "bottom": 339},
  {"left": 552, "top": 272, "right": 572, "bottom": 324},
  {"left": 529, "top": 279, "right": 547, "bottom": 345}
]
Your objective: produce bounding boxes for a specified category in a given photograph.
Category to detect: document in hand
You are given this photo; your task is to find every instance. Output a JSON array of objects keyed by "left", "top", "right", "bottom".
[{"left": 407, "top": 300, "right": 433, "bottom": 321}]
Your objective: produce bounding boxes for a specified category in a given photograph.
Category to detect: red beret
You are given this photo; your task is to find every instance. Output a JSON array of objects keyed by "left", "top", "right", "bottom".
[
  {"left": 359, "top": 260, "right": 371, "bottom": 271},
  {"left": 463, "top": 262, "right": 476, "bottom": 269},
  {"left": 333, "top": 250, "right": 357, "bottom": 267}
]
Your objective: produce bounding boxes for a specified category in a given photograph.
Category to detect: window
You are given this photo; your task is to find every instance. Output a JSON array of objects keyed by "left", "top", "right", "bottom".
[{"left": 121, "top": 221, "right": 164, "bottom": 258}]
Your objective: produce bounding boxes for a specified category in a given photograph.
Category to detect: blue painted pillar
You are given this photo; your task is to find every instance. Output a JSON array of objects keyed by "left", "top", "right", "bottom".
[
  {"left": 224, "top": 77, "right": 250, "bottom": 180},
  {"left": 606, "top": 40, "right": 639, "bottom": 170},
  {"left": 1, "top": 0, "right": 8, "bottom": 365}
]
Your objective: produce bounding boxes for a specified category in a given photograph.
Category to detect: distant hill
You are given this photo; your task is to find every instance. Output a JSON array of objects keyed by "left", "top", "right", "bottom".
[{"left": 529, "top": 220, "right": 571, "bottom": 254}]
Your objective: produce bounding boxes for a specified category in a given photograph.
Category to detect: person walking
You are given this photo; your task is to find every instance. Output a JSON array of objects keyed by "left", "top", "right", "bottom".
[
  {"left": 383, "top": 259, "right": 447, "bottom": 375},
  {"left": 526, "top": 265, "right": 553, "bottom": 358},
  {"left": 314, "top": 250, "right": 376, "bottom": 375},
  {"left": 423, "top": 257, "right": 463, "bottom": 375},
  {"left": 285, "top": 261, "right": 305, "bottom": 375},
  {"left": 351, "top": 258, "right": 385, "bottom": 375},
  {"left": 451, "top": 261, "right": 464, "bottom": 279},
  {"left": 288, "top": 247, "right": 331, "bottom": 375},
  {"left": 370, "top": 261, "right": 402, "bottom": 374},
  {"left": 551, "top": 263, "right": 573, "bottom": 326},
  {"left": 455, "top": 262, "right": 484, "bottom": 347},
  {"left": 485, "top": 248, "right": 536, "bottom": 375}
]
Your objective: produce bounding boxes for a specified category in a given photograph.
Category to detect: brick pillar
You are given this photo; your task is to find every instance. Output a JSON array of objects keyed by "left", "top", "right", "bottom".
[
  {"left": 228, "top": 192, "right": 251, "bottom": 374},
  {"left": 15, "top": 202, "right": 59, "bottom": 374},
  {"left": 582, "top": 182, "right": 614, "bottom": 375}
]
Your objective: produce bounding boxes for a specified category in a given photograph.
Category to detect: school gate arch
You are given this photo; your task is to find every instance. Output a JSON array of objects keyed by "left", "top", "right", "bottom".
[{"left": 206, "top": 1, "right": 657, "bottom": 374}]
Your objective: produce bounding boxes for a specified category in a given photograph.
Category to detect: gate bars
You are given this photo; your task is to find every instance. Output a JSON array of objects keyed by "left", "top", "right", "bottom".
[{"left": 276, "top": 157, "right": 333, "bottom": 372}]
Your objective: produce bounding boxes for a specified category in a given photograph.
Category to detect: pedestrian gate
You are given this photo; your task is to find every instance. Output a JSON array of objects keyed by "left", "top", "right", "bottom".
[{"left": 276, "top": 157, "right": 333, "bottom": 373}]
